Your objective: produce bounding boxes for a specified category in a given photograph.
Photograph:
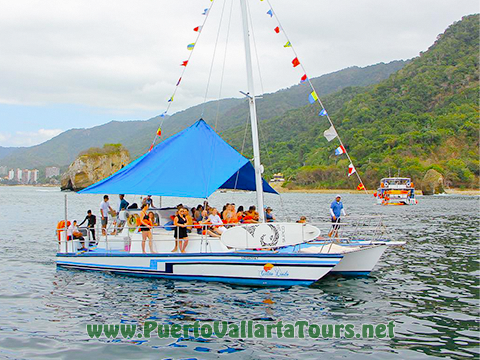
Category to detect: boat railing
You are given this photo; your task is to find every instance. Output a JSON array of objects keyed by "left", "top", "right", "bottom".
[{"left": 57, "top": 214, "right": 393, "bottom": 253}]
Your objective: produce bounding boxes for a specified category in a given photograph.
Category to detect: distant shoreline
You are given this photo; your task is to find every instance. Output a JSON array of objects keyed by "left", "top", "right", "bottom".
[
  {"left": 270, "top": 185, "right": 480, "bottom": 196},
  {"left": 1, "top": 183, "right": 478, "bottom": 196}
]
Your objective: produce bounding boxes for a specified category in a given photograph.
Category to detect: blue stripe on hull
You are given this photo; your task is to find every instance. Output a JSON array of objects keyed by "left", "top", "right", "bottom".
[
  {"left": 57, "top": 263, "right": 319, "bottom": 287},
  {"left": 330, "top": 271, "right": 370, "bottom": 276}
]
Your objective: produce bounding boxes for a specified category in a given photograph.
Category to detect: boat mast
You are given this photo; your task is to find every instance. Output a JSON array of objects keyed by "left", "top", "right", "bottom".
[{"left": 239, "top": 0, "right": 265, "bottom": 222}]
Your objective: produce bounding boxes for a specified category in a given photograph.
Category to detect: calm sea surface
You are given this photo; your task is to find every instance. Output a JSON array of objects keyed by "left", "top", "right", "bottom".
[{"left": 0, "top": 186, "right": 478, "bottom": 359}]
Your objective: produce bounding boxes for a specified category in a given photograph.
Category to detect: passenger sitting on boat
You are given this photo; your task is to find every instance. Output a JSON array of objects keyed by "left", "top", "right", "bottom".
[
  {"left": 296, "top": 216, "right": 307, "bottom": 223},
  {"left": 236, "top": 206, "right": 245, "bottom": 223},
  {"left": 193, "top": 205, "right": 203, "bottom": 222},
  {"left": 139, "top": 204, "right": 155, "bottom": 254},
  {"left": 265, "top": 207, "right": 275, "bottom": 222},
  {"left": 173, "top": 207, "right": 189, "bottom": 253},
  {"left": 243, "top": 206, "right": 259, "bottom": 223},
  {"left": 145, "top": 195, "right": 154, "bottom": 207},
  {"left": 223, "top": 203, "right": 237, "bottom": 224},
  {"left": 221, "top": 204, "right": 228, "bottom": 220},
  {"left": 199, "top": 210, "right": 221, "bottom": 237},
  {"left": 208, "top": 208, "right": 226, "bottom": 234},
  {"left": 67, "top": 220, "right": 86, "bottom": 250}
]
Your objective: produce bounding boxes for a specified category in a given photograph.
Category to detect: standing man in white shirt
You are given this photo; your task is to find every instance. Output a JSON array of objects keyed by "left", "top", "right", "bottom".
[{"left": 100, "top": 195, "right": 114, "bottom": 236}]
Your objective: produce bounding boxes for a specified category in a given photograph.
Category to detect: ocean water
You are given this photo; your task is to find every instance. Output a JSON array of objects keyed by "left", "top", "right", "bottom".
[{"left": 0, "top": 186, "right": 478, "bottom": 359}]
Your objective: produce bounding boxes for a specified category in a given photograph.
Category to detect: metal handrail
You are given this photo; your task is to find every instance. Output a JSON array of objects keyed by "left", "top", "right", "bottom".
[{"left": 57, "top": 215, "right": 393, "bottom": 252}]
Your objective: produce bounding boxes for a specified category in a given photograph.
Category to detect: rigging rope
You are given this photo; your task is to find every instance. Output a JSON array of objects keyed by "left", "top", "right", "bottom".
[
  {"left": 201, "top": 0, "right": 229, "bottom": 118},
  {"left": 214, "top": 0, "right": 234, "bottom": 131},
  {"left": 147, "top": 1, "right": 217, "bottom": 151},
  {"left": 264, "top": 0, "right": 368, "bottom": 194}
]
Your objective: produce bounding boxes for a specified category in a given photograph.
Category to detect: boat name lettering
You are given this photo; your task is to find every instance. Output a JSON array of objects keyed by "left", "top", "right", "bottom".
[{"left": 259, "top": 268, "right": 289, "bottom": 277}]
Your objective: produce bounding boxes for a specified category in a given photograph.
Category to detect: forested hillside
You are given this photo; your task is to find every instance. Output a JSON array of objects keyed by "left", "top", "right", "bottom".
[{"left": 227, "top": 14, "right": 479, "bottom": 190}]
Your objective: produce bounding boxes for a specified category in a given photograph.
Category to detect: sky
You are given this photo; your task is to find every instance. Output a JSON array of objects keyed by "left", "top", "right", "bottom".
[{"left": 0, "top": 0, "right": 478, "bottom": 147}]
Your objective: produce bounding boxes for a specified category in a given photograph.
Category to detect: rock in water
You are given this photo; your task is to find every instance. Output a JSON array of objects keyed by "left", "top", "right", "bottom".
[
  {"left": 421, "top": 169, "right": 445, "bottom": 195},
  {"left": 61, "top": 145, "right": 130, "bottom": 191}
]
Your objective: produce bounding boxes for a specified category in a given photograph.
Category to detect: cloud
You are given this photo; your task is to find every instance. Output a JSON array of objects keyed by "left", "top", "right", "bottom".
[
  {"left": 0, "top": 0, "right": 477, "bottom": 124},
  {"left": 0, "top": 129, "right": 63, "bottom": 147}
]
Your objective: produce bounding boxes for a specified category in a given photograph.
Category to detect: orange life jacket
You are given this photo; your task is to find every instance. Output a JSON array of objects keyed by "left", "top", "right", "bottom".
[{"left": 56, "top": 220, "right": 71, "bottom": 241}]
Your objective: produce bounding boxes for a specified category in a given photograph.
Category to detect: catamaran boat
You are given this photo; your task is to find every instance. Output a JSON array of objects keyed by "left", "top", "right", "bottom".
[
  {"left": 375, "top": 177, "right": 418, "bottom": 205},
  {"left": 56, "top": 0, "right": 405, "bottom": 286}
]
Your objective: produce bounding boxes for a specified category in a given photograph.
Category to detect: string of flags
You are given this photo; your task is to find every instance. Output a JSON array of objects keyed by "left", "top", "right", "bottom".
[
  {"left": 147, "top": 1, "right": 215, "bottom": 153},
  {"left": 263, "top": 0, "right": 367, "bottom": 192},
  {"left": 147, "top": 0, "right": 367, "bottom": 193}
]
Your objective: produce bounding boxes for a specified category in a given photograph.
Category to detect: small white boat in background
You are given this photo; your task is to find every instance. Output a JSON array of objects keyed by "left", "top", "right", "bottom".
[{"left": 375, "top": 177, "right": 418, "bottom": 205}]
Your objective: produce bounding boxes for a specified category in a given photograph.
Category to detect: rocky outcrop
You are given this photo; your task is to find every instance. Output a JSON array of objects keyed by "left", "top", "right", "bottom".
[
  {"left": 61, "top": 145, "right": 130, "bottom": 191},
  {"left": 421, "top": 169, "right": 445, "bottom": 195}
]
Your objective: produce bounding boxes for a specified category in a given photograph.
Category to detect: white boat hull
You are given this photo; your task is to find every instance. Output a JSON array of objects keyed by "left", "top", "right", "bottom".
[
  {"left": 56, "top": 252, "right": 343, "bottom": 287},
  {"left": 299, "top": 240, "right": 404, "bottom": 275}
]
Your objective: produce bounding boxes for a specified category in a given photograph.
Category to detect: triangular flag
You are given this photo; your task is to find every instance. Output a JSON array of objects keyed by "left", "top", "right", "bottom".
[
  {"left": 283, "top": 41, "right": 291, "bottom": 48},
  {"left": 160, "top": 111, "right": 167, "bottom": 118},
  {"left": 168, "top": 96, "right": 174, "bottom": 103},
  {"left": 357, "top": 183, "right": 365, "bottom": 191},
  {"left": 148, "top": 144, "right": 154, "bottom": 152},
  {"left": 181, "top": 60, "right": 188, "bottom": 67},
  {"left": 274, "top": 26, "right": 280, "bottom": 34},
  {"left": 156, "top": 127, "right": 162, "bottom": 136},
  {"left": 323, "top": 126, "right": 337, "bottom": 142},
  {"left": 319, "top": 109, "right": 327, "bottom": 116},
  {"left": 202, "top": 8, "right": 209, "bottom": 15},
  {"left": 176, "top": 77, "right": 182, "bottom": 86},
  {"left": 348, "top": 164, "right": 356, "bottom": 177},
  {"left": 334, "top": 145, "right": 346, "bottom": 156},
  {"left": 292, "top": 57, "right": 300, "bottom": 67},
  {"left": 300, "top": 74, "right": 307, "bottom": 83},
  {"left": 308, "top": 91, "right": 318, "bottom": 104},
  {"left": 267, "top": 9, "right": 273, "bottom": 17},
  {"left": 193, "top": 26, "right": 203, "bottom": 32},
  {"left": 187, "top": 43, "right": 195, "bottom": 50}
]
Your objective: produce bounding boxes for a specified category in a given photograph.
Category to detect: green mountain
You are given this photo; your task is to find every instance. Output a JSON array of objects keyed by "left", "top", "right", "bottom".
[
  {"left": 228, "top": 14, "right": 479, "bottom": 189},
  {"left": 0, "top": 61, "right": 406, "bottom": 169}
]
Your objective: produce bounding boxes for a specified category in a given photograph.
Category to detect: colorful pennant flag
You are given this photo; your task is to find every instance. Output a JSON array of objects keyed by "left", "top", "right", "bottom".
[
  {"left": 193, "top": 26, "right": 203, "bottom": 32},
  {"left": 348, "top": 163, "right": 356, "bottom": 177},
  {"left": 334, "top": 145, "right": 346, "bottom": 156},
  {"left": 308, "top": 91, "right": 318, "bottom": 104},
  {"left": 323, "top": 126, "right": 337, "bottom": 142},
  {"left": 267, "top": 9, "right": 273, "bottom": 17},
  {"left": 168, "top": 96, "right": 174, "bottom": 103},
  {"left": 202, "top": 8, "right": 209, "bottom": 15},
  {"left": 283, "top": 41, "right": 292, "bottom": 48},
  {"left": 176, "top": 77, "right": 182, "bottom": 86},
  {"left": 357, "top": 183, "right": 365, "bottom": 191},
  {"left": 181, "top": 60, "right": 188, "bottom": 67},
  {"left": 187, "top": 43, "right": 195, "bottom": 50},
  {"left": 274, "top": 26, "right": 280, "bottom": 34},
  {"left": 149, "top": 144, "right": 154, "bottom": 152},
  {"left": 292, "top": 57, "right": 300, "bottom": 67},
  {"left": 300, "top": 74, "right": 307, "bottom": 83},
  {"left": 319, "top": 109, "right": 328, "bottom": 117},
  {"left": 160, "top": 111, "right": 167, "bottom": 118},
  {"left": 156, "top": 127, "right": 162, "bottom": 136}
]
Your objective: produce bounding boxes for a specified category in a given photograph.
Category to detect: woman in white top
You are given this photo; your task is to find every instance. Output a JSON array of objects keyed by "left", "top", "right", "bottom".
[
  {"left": 68, "top": 220, "right": 86, "bottom": 250},
  {"left": 208, "top": 208, "right": 226, "bottom": 234}
]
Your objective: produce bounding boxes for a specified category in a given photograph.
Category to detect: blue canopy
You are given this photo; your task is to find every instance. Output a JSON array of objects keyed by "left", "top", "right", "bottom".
[{"left": 80, "top": 119, "right": 277, "bottom": 198}]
